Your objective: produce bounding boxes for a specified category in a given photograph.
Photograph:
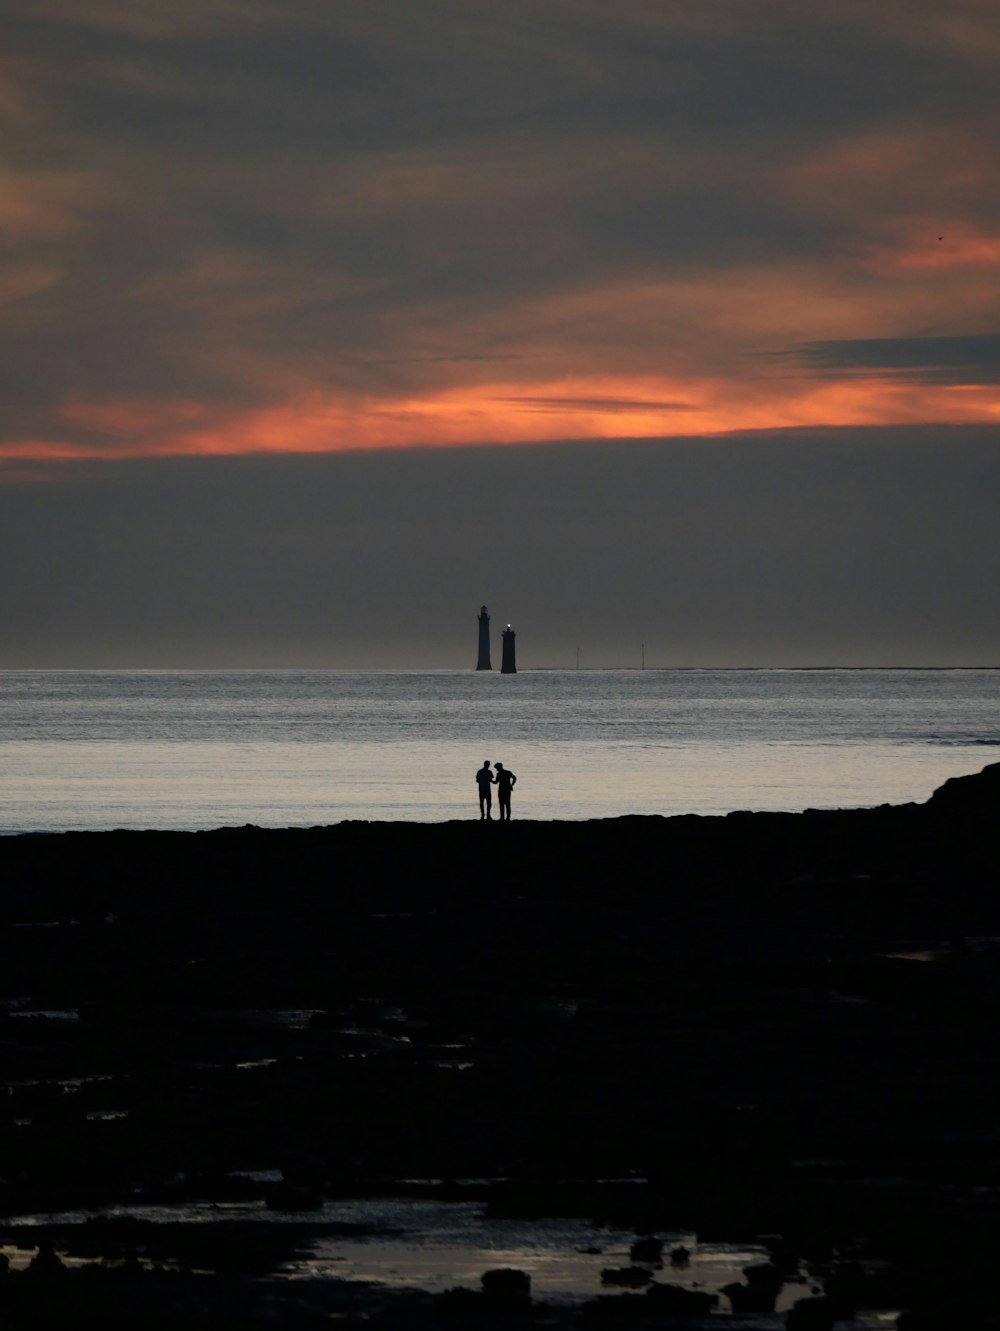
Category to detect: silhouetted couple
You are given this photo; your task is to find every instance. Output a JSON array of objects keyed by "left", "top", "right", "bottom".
[{"left": 475, "top": 760, "right": 517, "bottom": 821}]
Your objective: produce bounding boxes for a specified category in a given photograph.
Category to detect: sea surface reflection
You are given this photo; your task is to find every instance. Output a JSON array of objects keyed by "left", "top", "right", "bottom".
[{"left": 1, "top": 668, "right": 997, "bottom": 829}]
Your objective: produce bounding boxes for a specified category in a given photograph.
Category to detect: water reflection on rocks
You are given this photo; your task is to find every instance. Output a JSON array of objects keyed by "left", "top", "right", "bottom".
[{"left": 2, "top": 765, "right": 1000, "bottom": 1326}]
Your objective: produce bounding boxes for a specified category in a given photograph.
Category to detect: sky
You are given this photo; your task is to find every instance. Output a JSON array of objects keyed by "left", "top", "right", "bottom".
[{"left": 2, "top": 0, "right": 998, "bottom": 666}]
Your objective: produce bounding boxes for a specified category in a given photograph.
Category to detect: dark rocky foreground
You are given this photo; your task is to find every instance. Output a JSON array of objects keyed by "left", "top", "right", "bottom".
[{"left": 1, "top": 763, "right": 1000, "bottom": 1329}]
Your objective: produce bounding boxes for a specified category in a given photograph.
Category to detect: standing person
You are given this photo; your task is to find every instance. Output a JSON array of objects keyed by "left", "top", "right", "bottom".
[
  {"left": 494, "top": 761, "right": 517, "bottom": 821},
  {"left": 475, "top": 760, "right": 495, "bottom": 820}
]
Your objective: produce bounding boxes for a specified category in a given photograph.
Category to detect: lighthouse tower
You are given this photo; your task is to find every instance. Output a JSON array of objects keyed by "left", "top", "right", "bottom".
[
  {"left": 501, "top": 623, "right": 517, "bottom": 674},
  {"left": 476, "top": 605, "right": 492, "bottom": 670}
]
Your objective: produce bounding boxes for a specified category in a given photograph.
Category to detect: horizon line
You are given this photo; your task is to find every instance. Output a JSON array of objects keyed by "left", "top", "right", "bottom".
[{"left": 1, "top": 663, "right": 998, "bottom": 674}]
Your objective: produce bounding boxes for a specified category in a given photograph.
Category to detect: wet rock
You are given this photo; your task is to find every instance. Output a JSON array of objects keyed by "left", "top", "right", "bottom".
[
  {"left": 3, "top": 774, "right": 1000, "bottom": 1326},
  {"left": 580, "top": 1292, "right": 649, "bottom": 1319},
  {"left": 601, "top": 1266, "right": 653, "bottom": 1287},
  {"left": 629, "top": 1235, "right": 663, "bottom": 1263},
  {"left": 438, "top": 1286, "right": 485, "bottom": 1315},
  {"left": 669, "top": 1244, "right": 691, "bottom": 1267},
  {"left": 118, "top": 1247, "right": 145, "bottom": 1277},
  {"left": 765, "top": 1236, "right": 801, "bottom": 1275},
  {"left": 744, "top": 1261, "right": 783, "bottom": 1287},
  {"left": 264, "top": 1182, "right": 324, "bottom": 1211},
  {"left": 645, "top": 1281, "right": 717, "bottom": 1315},
  {"left": 927, "top": 761, "right": 1000, "bottom": 814},
  {"left": 786, "top": 1296, "right": 835, "bottom": 1329},
  {"left": 25, "top": 1241, "right": 66, "bottom": 1278},
  {"left": 722, "top": 1263, "right": 783, "bottom": 1314},
  {"left": 821, "top": 1258, "right": 899, "bottom": 1317},
  {"left": 481, "top": 1267, "right": 531, "bottom": 1302},
  {"left": 437, "top": 1269, "right": 531, "bottom": 1316}
]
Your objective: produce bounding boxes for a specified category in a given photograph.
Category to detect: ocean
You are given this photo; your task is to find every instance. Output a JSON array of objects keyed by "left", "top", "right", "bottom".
[{"left": 0, "top": 668, "right": 997, "bottom": 833}]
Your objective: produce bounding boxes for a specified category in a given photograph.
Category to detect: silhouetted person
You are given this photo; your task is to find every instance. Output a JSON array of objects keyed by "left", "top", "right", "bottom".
[
  {"left": 476, "top": 760, "right": 495, "bottom": 819},
  {"left": 494, "top": 761, "right": 517, "bottom": 820}
]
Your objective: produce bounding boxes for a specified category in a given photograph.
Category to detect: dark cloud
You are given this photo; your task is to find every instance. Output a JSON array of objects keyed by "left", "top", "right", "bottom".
[
  {"left": 15, "top": 1, "right": 990, "bottom": 161},
  {"left": 494, "top": 396, "right": 692, "bottom": 413},
  {"left": 791, "top": 334, "right": 1000, "bottom": 384},
  {"left": 3, "top": 3, "right": 998, "bottom": 413}
]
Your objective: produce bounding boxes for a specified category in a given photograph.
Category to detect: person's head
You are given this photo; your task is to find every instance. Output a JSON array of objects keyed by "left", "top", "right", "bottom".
[
  {"left": 495, "top": 762, "right": 504, "bottom": 771},
  {"left": 481, "top": 760, "right": 490, "bottom": 768}
]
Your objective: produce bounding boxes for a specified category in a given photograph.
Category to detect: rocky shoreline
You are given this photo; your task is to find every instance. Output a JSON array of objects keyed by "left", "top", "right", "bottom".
[{"left": 2, "top": 764, "right": 999, "bottom": 1328}]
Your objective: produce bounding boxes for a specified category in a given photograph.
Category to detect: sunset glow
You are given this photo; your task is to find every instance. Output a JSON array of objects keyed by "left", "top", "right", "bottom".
[
  {"left": 0, "top": 1, "right": 997, "bottom": 473},
  {"left": 1, "top": 0, "right": 998, "bottom": 669},
  {"left": 0, "top": 370, "right": 991, "bottom": 464}
]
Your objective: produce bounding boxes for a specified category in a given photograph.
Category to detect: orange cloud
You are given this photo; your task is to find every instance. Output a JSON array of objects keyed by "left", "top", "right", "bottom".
[
  {"left": 889, "top": 223, "right": 1000, "bottom": 271},
  {"left": 59, "top": 398, "right": 214, "bottom": 436},
  {"left": 2, "top": 370, "right": 994, "bottom": 466}
]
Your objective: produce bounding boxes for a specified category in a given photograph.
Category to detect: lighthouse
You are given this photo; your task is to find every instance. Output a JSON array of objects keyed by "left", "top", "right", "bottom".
[
  {"left": 501, "top": 623, "right": 517, "bottom": 674},
  {"left": 476, "top": 605, "right": 492, "bottom": 670}
]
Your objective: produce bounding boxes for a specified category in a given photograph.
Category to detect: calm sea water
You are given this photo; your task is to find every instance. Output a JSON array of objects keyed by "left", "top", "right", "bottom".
[{"left": 0, "top": 669, "right": 997, "bottom": 832}]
